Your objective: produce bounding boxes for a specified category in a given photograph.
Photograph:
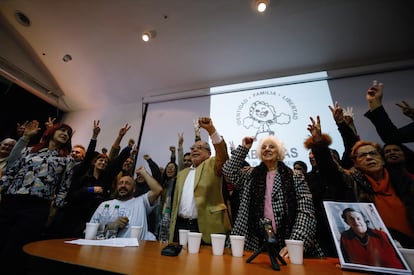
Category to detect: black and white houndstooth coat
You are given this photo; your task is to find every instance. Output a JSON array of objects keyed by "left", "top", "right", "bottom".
[{"left": 222, "top": 145, "right": 324, "bottom": 257}]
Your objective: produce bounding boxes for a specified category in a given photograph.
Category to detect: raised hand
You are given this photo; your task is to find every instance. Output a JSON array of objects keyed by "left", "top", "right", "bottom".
[
  {"left": 136, "top": 165, "right": 148, "bottom": 175},
  {"left": 242, "top": 136, "right": 255, "bottom": 150},
  {"left": 23, "top": 120, "right": 41, "bottom": 139},
  {"left": 119, "top": 123, "right": 131, "bottom": 137},
  {"left": 178, "top": 133, "right": 184, "bottom": 146},
  {"left": 193, "top": 119, "right": 201, "bottom": 141},
  {"left": 198, "top": 117, "right": 216, "bottom": 136},
  {"left": 16, "top": 121, "right": 29, "bottom": 137},
  {"left": 366, "top": 80, "right": 383, "bottom": 110},
  {"left": 92, "top": 120, "right": 101, "bottom": 139},
  {"left": 45, "top": 117, "right": 56, "bottom": 128},
  {"left": 328, "top": 102, "right": 344, "bottom": 124},
  {"left": 396, "top": 100, "right": 414, "bottom": 121},
  {"left": 229, "top": 140, "right": 236, "bottom": 151},
  {"left": 307, "top": 116, "right": 322, "bottom": 141}
]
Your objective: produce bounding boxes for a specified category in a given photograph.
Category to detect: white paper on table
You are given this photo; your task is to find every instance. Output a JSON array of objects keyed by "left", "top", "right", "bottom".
[{"left": 65, "top": 238, "right": 139, "bottom": 247}]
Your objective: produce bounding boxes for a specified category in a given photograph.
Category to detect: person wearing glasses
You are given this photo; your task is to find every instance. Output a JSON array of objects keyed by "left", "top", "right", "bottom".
[
  {"left": 306, "top": 116, "right": 414, "bottom": 249},
  {"left": 169, "top": 117, "right": 229, "bottom": 244}
]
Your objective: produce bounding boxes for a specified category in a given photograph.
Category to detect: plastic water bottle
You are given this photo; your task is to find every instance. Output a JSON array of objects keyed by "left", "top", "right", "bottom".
[
  {"left": 96, "top": 204, "right": 110, "bottom": 240},
  {"left": 159, "top": 197, "right": 171, "bottom": 243},
  {"left": 106, "top": 205, "right": 120, "bottom": 239}
]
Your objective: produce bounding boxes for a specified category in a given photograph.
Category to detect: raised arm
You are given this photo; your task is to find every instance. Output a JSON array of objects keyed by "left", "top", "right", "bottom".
[
  {"left": 7, "top": 120, "right": 41, "bottom": 166},
  {"left": 364, "top": 80, "right": 414, "bottom": 143},
  {"left": 222, "top": 136, "right": 254, "bottom": 189},
  {"left": 143, "top": 154, "right": 162, "bottom": 183},
  {"left": 108, "top": 123, "right": 131, "bottom": 160},
  {"left": 169, "top": 145, "right": 176, "bottom": 164},
  {"left": 177, "top": 133, "right": 184, "bottom": 171},
  {"left": 396, "top": 100, "right": 414, "bottom": 122},
  {"left": 136, "top": 166, "right": 163, "bottom": 205},
  {"left": 198, "top": 117, "right": 229, "bottom": 176},
  {"left": 328, "top": 102, "right": 359, "bottom": 168},
  {"left": 68, "top": 120, "right": 101, "bottom": 195}
]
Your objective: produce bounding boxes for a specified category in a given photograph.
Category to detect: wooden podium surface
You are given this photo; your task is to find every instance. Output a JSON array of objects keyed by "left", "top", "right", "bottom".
[{"left": 24, "top": 239, "right": 369, "bottom": 275}]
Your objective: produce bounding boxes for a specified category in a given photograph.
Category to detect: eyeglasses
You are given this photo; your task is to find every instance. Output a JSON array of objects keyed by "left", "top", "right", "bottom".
[
  {"left": 190, "top": 145, "right": 210, "bottom": 151},
  {"left": 355, "top": 150, "right": 380, "bottom": 159}
]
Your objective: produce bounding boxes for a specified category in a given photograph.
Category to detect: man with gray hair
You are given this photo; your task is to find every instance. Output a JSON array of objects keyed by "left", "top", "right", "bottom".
[{"left": 0, "top": 138, "right": 16, "bottom": 176}]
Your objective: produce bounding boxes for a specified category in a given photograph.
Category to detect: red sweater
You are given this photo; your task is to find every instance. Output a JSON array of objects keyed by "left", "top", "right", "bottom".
[{"left": 340, "top": 228, "right": 404, "bottom": 269}]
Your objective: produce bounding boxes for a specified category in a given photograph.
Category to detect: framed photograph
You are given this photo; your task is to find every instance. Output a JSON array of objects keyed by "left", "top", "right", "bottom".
[{"left": 323, "top": 201, "right": 411, "bottom": 274}]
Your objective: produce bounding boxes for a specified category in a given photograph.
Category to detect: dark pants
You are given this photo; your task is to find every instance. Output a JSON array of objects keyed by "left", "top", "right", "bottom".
[
  {"left": 0, "top": 195, "right": 51, "bottom": 274},
  {"left": 173, "top": 216, "right": 199, "bottom": 242}
]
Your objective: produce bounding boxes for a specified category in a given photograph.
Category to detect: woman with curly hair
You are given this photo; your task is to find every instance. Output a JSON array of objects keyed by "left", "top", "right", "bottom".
[{"left": 222, "top": 135, "right": 323, "bottom": 259}]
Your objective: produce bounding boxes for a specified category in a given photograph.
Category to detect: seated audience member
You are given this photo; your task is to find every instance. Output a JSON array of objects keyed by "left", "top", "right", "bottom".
[
  {"left": 307, "top": 116, "right": 414, "bottom": 248},
  {"left": 169, "top": 117, "right": 230, "bottom": 244},
  {"left": 0, "top": 120, "right": 75, "bottom": 274},
  {"left": 364, "top": 80, "right": 414, "bottom": 143},
  {"left": 109, "top": 154, "right": 137, "bottom": 198},
  {"left": 90, "top": 168, "right": 162, "bottom": 240},
  {"left": 222, "top": 135, "right": 324, "bottom": 257},
  {"left": 340, "top": 208, "right": 404, "bottom": 269}
]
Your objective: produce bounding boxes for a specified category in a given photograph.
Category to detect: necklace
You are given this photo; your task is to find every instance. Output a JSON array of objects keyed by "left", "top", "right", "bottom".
[{"left": 357, "top": 234, "right": 369, "bottom": 246}]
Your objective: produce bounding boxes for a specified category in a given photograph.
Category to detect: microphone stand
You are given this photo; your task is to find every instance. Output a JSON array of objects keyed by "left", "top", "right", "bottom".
[{"left": 246, "top": 218, "right": 287, "bottom": 271}]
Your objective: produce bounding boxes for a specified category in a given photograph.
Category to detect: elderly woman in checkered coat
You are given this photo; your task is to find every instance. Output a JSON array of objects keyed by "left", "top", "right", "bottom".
[{"left": 222, "top": 135, "right": 324, "bottom": 258}]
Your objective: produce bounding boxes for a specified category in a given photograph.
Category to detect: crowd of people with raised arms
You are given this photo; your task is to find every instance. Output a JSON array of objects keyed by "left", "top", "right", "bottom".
[{"left": 0, "top": 80, "right": 413, "bottom": 274}]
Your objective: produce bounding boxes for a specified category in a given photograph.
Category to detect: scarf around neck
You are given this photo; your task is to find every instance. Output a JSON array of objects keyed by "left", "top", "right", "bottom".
[{"left": 248, "top": 161, "right": 297, "bottom": 246}]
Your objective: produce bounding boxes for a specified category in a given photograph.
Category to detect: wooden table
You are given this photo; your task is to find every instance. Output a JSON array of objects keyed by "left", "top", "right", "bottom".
[{"left": 24, "top": 239, "right": 370, "bottom": 275}]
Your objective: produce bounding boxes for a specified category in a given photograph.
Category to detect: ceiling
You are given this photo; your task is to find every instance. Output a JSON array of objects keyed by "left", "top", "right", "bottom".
[{"left": 0, "top": 0, "right": 413, "bottom": 112}]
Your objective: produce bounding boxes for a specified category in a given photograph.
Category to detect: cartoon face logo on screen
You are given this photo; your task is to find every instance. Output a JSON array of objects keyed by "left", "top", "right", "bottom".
[{"left": 236, "top": 90, "right": 298, "bottom": 137}]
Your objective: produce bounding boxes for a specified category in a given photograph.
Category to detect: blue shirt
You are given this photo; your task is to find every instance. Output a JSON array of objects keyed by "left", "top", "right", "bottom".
[{"left": 0, "top": 145, "right": 75, "bottom": 207}]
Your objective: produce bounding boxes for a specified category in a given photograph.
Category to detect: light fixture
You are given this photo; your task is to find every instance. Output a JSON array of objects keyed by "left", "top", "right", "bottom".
[
  {"left": 14, "top": 10, "right": 31, "bottom": 27},
  {"left": 142, "top": 30, "right": 157, "bottom": 42},
  {"left": 255, "top": 0, "right": 269, "bottom": 13},
  {"left": 62, "top": 54, "right": 72, "bottom": 63}
]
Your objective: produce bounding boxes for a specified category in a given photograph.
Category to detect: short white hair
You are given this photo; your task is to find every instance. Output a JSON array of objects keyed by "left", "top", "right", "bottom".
[{"left": 256, "top": 136, "right": 286, "bottom": 161}]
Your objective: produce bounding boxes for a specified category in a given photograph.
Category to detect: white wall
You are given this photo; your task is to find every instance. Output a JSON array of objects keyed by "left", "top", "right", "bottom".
[{"left": 63, "top": 101, "right": 143, "bottom": 153}]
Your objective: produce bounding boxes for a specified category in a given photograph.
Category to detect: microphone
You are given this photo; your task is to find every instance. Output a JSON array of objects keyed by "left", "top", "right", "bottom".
[{"left": 260, "top": 218, "right": 277, "bottom": 244}]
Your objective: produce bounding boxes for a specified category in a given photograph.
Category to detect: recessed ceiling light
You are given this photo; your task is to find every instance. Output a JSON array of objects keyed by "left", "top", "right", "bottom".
[
  {"left": 14, "top": 10, "right": 31, "bottom": 27},
  {"left": 142, "top": 30, "right": 157, "bottom": 42},
  {"left": 255, "top": 0, "right": 269, "bottom": 13}
]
